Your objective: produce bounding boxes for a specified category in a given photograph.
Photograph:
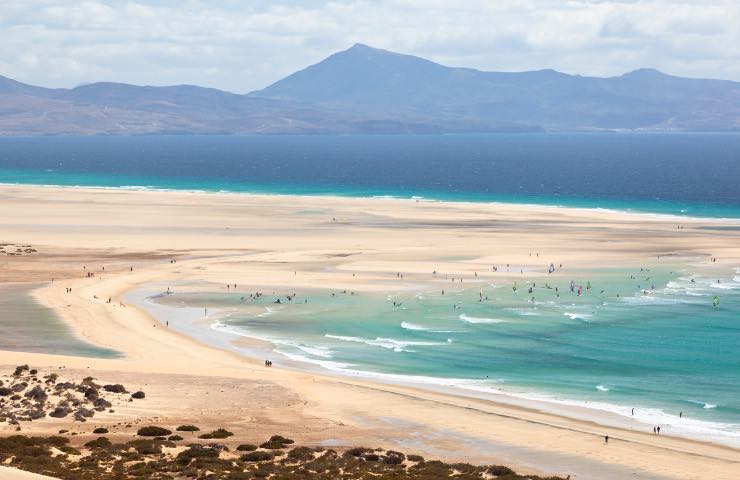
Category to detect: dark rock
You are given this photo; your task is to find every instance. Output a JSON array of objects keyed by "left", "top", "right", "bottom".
[
  {"left": 131, "top": 391, "right": 145, "bottom": 399},
  {"left": 83, "top": 387, "right": 98, "bottom": 400},
  {"left": 74, "top": 408, "right": 95, "bottom": 422},
  {"left": 29, "top": 410, "right": 46, "bottom": 420},
  {"left": 13, "top": 365, "right": 29, "bottom": 376},
  {"left": 50, "top": 407, "right": 69, "bottom": 418},
  {"left": 93, "top": 398, "right": 111, "bottom": 409},
  {"left": 25, "top": 385, "right": 47, "bottom": 402},
  {"left": 10, "top": 382, "right": 28, "bottom": 393},
  {"left": 81, "top": 376, "right": 97, "bottom": 386},
  {"left": 0, "top": 387, "right": 11, "bottom": 396},
  {"left": 103, "top": 384, "right": 127, "bottom": 394}
]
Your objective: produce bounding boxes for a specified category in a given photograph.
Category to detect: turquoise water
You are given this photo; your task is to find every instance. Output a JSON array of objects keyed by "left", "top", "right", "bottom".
[
  {"left": 151, "top": 264, "right": 740, "bottom": 447},
  {"left": 1, "top": 134, "right": 740, "bottom": 218},
  {"left": 0, "top": 284, "right": 119, "bottom": 358}
]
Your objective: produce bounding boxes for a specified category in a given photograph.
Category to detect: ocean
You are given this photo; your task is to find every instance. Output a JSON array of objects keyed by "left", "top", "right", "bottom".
[
  {"left": 2, "top": 133, "right": 739, "bottom": 446},
  {"left": 0, "top": 133, "right": 739, "bottom": 217},
  {"left": 142, "top": 263, "right": 740, "bottom": 448}
]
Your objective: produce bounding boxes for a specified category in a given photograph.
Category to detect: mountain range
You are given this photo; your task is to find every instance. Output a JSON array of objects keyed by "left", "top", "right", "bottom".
[{"left": 1, "top": 43, "right": 738, "bottom": 135}]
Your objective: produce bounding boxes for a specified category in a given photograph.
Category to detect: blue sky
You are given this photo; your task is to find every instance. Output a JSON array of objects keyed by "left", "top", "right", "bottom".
[{"left": 1, "top": 0, "right": 737, "bottom": 93}]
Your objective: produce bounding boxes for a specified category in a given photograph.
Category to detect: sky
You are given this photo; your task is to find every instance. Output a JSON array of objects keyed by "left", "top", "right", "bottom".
[{"left": 1, "top": 0, "right": 738, "bottom": 93}]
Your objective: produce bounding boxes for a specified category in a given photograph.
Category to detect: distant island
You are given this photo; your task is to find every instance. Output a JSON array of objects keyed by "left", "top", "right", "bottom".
[{"left": 1, "top": 43, "right": 738, "bottom": 135}]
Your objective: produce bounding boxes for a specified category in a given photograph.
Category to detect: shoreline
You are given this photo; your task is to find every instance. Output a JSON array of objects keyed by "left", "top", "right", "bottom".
[
  {"left": 127, "top": 282, "right": 740, "bottom": 450},
  {"left": 2, "top": 180, "right": 740, "bottom": 222},
  {"left": 1, "top": 183, "right": 739, "bottom": 479}
]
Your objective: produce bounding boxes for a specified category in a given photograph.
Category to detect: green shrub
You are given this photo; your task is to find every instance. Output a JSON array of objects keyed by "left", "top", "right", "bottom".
[
  {"left": 488, "top": 465, "right": 515, "bottom": 476},
  {"left": 198, "top": 428, "right": 233, "bottom": 439},
  {"left": 136, "top": 426, "right": 172, "bottom": 437},
  {"left": 58, "top": 445, "right": 81, "bottom": 455},
  {"left": 240, "top": 450, "right": 275, "bottom": 462},
  {"left": 176, "top": 445, "right": 220, "bottom": 465},
  {"left": 236, "top": 444, "right": 257, "bottom": 451},
  {"left": 92, "top": 427, "right": 109, "bottom": 434},
  {"left": 84, "top": 437, "right": 112, "bottom": 449},
  {"left": 127, "top": 439, "right": 162, "bottom": 455},
  {"left": 259, "top": 434, "right": 294, "bottom": 449},
  {"left": 287, "top": 446, "right": 315, "bottom": 461},
  {"left": 176, "top": 425, "right": 200, "bottom": 432},
  {"left": 344, "top": 447, "right": 372, "bottom": 457},
  {"left": 384, "top": 450, "right": 405, "bottom": 465}
]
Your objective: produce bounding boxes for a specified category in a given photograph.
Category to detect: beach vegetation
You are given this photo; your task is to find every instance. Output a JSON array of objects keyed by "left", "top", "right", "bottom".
[
  {"left": 240, "top": 450, "right": 275, "bottom": 462},
  {"left": 136, "top": 426, "right": 172, "bottom": 436},
  {"left": 176, "top": 424, "right": 200, "bottom": 431},
  {"left": 84, "top": 437, "right": 111, "bottom": 449},
  {"left": 198, "top": 428, "right": 233, "bottom": 439},
  {"left": 260, "top": 434, "right": 294, "bottom": 449},
  {"left": 0, "top": 432, "right": 568, "bottom": 479}
]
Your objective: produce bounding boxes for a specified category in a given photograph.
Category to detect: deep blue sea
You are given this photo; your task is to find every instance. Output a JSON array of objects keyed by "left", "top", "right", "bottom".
[{"left": 0, "top": 133, "right": 739, "bottom": 217}]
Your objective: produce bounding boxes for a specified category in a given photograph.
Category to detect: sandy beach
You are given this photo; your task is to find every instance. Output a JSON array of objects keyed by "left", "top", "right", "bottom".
[{"left": 1, "top": 184, "right": 740, "bottom": 479}]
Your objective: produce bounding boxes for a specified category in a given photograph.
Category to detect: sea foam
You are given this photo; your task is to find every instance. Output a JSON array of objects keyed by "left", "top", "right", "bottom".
[{"left": 458, "top": 314, "right": 506, "bottom": 324}]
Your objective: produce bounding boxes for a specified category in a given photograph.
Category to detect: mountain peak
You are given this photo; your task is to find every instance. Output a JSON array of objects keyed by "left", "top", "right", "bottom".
[
  {"left": 334, "top": 43, "right": 401, "bottom": 61},
  {"left": 347, "top": 42, "right": 374, "bottom": 51},
  {"left": 622, "top": 68, "right": 668, "bottom": 78}
]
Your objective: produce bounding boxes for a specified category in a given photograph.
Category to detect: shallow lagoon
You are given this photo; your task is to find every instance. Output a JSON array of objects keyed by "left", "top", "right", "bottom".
[{"left": 0, "top": 283, "right": 119, "bottom": 358}]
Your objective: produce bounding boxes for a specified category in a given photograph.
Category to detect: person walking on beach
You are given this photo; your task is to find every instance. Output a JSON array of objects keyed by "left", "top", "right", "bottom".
[
  {"left": 657, "top": 426, "right": 661, "bottom": 435},
  {"left": 604, "top": 435, "right": 609, "bottom": 444}
]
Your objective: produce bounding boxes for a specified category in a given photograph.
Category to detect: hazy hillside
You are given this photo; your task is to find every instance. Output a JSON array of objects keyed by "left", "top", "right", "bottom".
[
  {"left": 1, "top": 44, "right": 738, "bottom": 135},
  {"left": 252, "top": 44, "right": 740, "bottom": 131}
]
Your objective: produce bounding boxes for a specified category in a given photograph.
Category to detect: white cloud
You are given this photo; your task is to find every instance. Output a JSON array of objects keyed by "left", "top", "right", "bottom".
[{"left": 0, "top": 0, "right": 738, "bottom": 92}]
